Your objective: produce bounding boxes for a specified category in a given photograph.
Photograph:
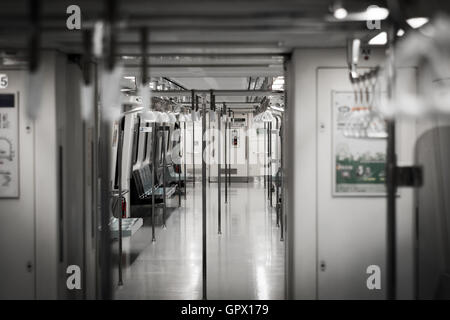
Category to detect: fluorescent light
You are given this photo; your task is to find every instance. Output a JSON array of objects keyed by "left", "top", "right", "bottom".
[
  {"left": 273, "top": 77, "right": 284, "bottom": 86},
  {"left": 334, "top": 7, "right": 348, "bottom": 20},
  {"left": 352, "top": 39, "right": 361, "bottom": 64},
  {"left": 334, "top": 5, "right": 389, "bottom": 21},
  {"left": 406, "top": 17, "right": 429, "bottom": 29},
  {"left": 272, "top": 84, "right": 284, "bottom": 90},
  {"left": 270, "top": 105, "right": 285, "bottom": 112},
  {"left": 368, "top": 32, "right": 387, "bottom": 45},
  {"left": 272, "top": 76, "right": 285, "bottom": 91},
  {"left": 273, "top": 76, "right": 284, "bottom": 84},
  {"left": 397, "top": 29, "right": 405, "bottom": 37},
  {"left": 366, "top": 5, "right": 389, "bottom": 20}
]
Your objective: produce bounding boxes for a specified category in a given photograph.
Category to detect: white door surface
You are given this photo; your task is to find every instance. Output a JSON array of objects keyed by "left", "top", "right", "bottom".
[
  {"left": 0, "top": 71, "right": 35, "bottom": 299},
  {"left": 317, "top": 68, "right": 416, "bottom": 299}
]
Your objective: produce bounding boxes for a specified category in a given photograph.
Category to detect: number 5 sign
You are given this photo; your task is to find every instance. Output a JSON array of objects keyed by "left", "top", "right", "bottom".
[{"left": 0, "top": 74, "right": 8, "bottom": 88}]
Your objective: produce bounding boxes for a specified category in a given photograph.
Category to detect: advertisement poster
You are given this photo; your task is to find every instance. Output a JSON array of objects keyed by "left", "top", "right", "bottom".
[
  {"left": 332, "top": 91, "right": 386, "bottom": 196},
  {"left": 0, "top": 92, "right": 19, "bottom": 198}
]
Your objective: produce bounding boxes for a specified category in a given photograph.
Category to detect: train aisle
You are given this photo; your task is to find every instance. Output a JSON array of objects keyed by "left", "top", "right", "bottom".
[{"left": 114, "top": 182, "right": 284, "bottom": 300}]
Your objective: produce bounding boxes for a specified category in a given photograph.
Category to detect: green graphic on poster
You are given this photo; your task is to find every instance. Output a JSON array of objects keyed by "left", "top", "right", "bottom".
[{"left": 332, "top": 91, "right": 387, "bottom": 196}]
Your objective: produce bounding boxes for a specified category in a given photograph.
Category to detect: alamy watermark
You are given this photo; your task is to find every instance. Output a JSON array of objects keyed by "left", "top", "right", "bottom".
[
  {"left": 366, "top": 265, "right": 381, "bottom": 290},
  {"left": 66, "top": 5, "right": 81, "bottom": 30},
  {"left": 66, "top": 265, "right": 81, "bottom": 290},
  {"left": 366, "top": 20, "right": 381, "bottom": 30}
]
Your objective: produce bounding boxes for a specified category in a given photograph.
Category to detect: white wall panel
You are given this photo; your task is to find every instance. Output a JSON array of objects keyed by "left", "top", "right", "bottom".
[{"left": 286, "top": 48, "right": 416, "bottom": 299}]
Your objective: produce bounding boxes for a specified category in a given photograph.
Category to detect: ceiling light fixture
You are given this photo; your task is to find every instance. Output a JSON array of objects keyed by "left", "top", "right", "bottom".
[
  {"left": 271, "top": 76, "right": 285, "bottom": 91},
  {"left": 406, "top": 17, "right": 429, "bottom": 29},
  {"left": 270, "top": 105, "right": 285, "bottom": 112},
  {"left": 366, "top": 5, "right": 389, "bottom": 20},
  {"left": 368, "top": 32, "right": 387, "bottom": 45},
  {"left": 328, "top": 5, "right": 389, "bottom": 22},
  {"left": 334, "top": 7, "right": 348, "bottom": 20}
]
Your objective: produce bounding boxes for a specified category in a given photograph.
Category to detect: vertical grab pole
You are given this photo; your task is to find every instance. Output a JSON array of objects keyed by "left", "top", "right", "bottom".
[
  {"left": 267, "top": 121, "right": 270, "bottom": 200},
  {"left": 151, "top": 123, "right": 156, "bottom": 242},
  {"left": 201, "top": 95, "right": 207, "bottom": 300},
  {"left": 386, "top": 119, "right": 396, "bottom": 300},
  {"left": 216, "top": 97, "right": 222, "bottom": 234},
  {"left": 192, "top": 90, "right": 195, "bottom": 187},
  {"left": 276, "top": 171, "right": 280, "bottom": 227},
  {"left": 100, "top": 4, "right": 117, "bottom": 291},
  {"left": 386, "top": 25, "right": 398, "bottom": 300},
  {"left": 208, "top": 101, "right": 211, "bottom": 184},
  {"left": 195, "top": 95, "right": 200, "bottom": 185},
  {"left": 99, "top": 114, "right": 112, "bottom": 299},
  {"left": 268, "top": 122, "right": 270, "bottom": 200},
  {"left": 178, "top": 123, "right": 181, "bottom": 207},
  {"left": 269, "top": 121, "right": 273, "bottom": 205},
  {"left": 162, "top": 123, "right": 167, "bottom": 229},
  {"left": 224, "top": 104, "right": 228, "bottom": 203},
  {"left": 264, "top": 122, "right": 266, "bottom": 190},
  {"left": 117, "top": 130, "right": 124, "bottom": 286},
  {"left": 228, "top": 109, "right": 232, "bottom": 188},
  {"left": 184, "top": 122, "right": 187, "bottom": 199},
  {"left": 275, "top": 117, "right": 280, "bottom": 227},
  {"left": 280, "top": 121, "right": 284, "bottom": 242}
]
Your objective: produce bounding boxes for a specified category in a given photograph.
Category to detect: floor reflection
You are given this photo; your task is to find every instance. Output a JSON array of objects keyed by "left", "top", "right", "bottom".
[{"left": 114, "top": 182, "right": 285, "bottom": 300}]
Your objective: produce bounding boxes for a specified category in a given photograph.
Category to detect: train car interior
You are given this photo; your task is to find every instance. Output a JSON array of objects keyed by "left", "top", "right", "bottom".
[{"left": 0, "top": 0, "right": 450, "bottom": 302}]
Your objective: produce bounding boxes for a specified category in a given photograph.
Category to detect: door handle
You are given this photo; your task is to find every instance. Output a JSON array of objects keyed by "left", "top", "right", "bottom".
[{"left": 245, "top": 136, "right": 248, "bottom": 160}]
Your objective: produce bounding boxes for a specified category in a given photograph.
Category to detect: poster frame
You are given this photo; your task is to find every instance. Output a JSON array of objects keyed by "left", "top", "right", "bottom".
[{"left": 331, "top": 90, "right": 388, "bottom": 198}]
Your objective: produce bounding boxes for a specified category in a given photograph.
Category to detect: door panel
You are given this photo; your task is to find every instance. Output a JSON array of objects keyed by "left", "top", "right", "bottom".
[
  {"left": 317, "top": 68, "right": 416, "bottom": 299},
  {"left": 416, "top": 125, "right": 450, "bottom": 299},
  {"left": 0, "top": 70, "right": 35, "bottom": 299}
]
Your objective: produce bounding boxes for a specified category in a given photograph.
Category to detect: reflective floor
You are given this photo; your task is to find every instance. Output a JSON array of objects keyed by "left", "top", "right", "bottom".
[{"left": 114, "top": 181, "right": 285, "bottom": 300}]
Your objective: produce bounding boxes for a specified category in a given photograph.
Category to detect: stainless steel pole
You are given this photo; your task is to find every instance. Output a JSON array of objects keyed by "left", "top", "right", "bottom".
[
  {"left": 280, "top": 120, "right": 284, "bottom": 242},
  {"left": 264, "top": 123, "right": 266, "bottom": 190},
  {"left": 224, "top": 104, "right": 228, "bottom": 203},
  {"left": 386, "top": 119, "right": 396, "bottom": 300},
  {"left": 162, "top": 123, "right": 167, "bottom": 229},
  {"left": 216, "top": 98, "right": 222, "bottom": 235},
  {"left": 386, "top": 25, "right": 398, "bottom": 300},
  {"left": 184, "top": 122, "right": 187, "bottom": 199},
  {"left": 208, "top": 103, "right": 211, "bottom": 184},
  {"left": 117, "top": 130, "right": 124, "bottom": 286},
  {"left": 267, "top": 122, "right": 270, "bottom": 200},
  {"left": 275, "top": 117, "right": 279, "bottom": 227},
  {"left": 99, "top": 117, "right": 112, "bottom": 299},
  {"left": 269, "top": 122, "right": 273, "bottom": 205},
  {"left": 192, "top": 90, "right": 195, "bottom": 187},
  {"left": 152, "top": 123, "right": 156, "bottom": 242},
  {"left": 228, "top": 109, "right": 232, "bottom": 188},
  {"left": 201, "top": 95, "right": 207, "bottom": 300},
  {"left": 178, "top": 123, "right": 181, "bottom": 207}
]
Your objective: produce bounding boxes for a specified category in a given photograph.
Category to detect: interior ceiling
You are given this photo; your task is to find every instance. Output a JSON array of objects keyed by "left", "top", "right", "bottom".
[
  {"left": 0, "top": 0, "right": 410, "bottom": 78},
  {"left": 0, "top": 0, "right": 447, "bottom": 96}
]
